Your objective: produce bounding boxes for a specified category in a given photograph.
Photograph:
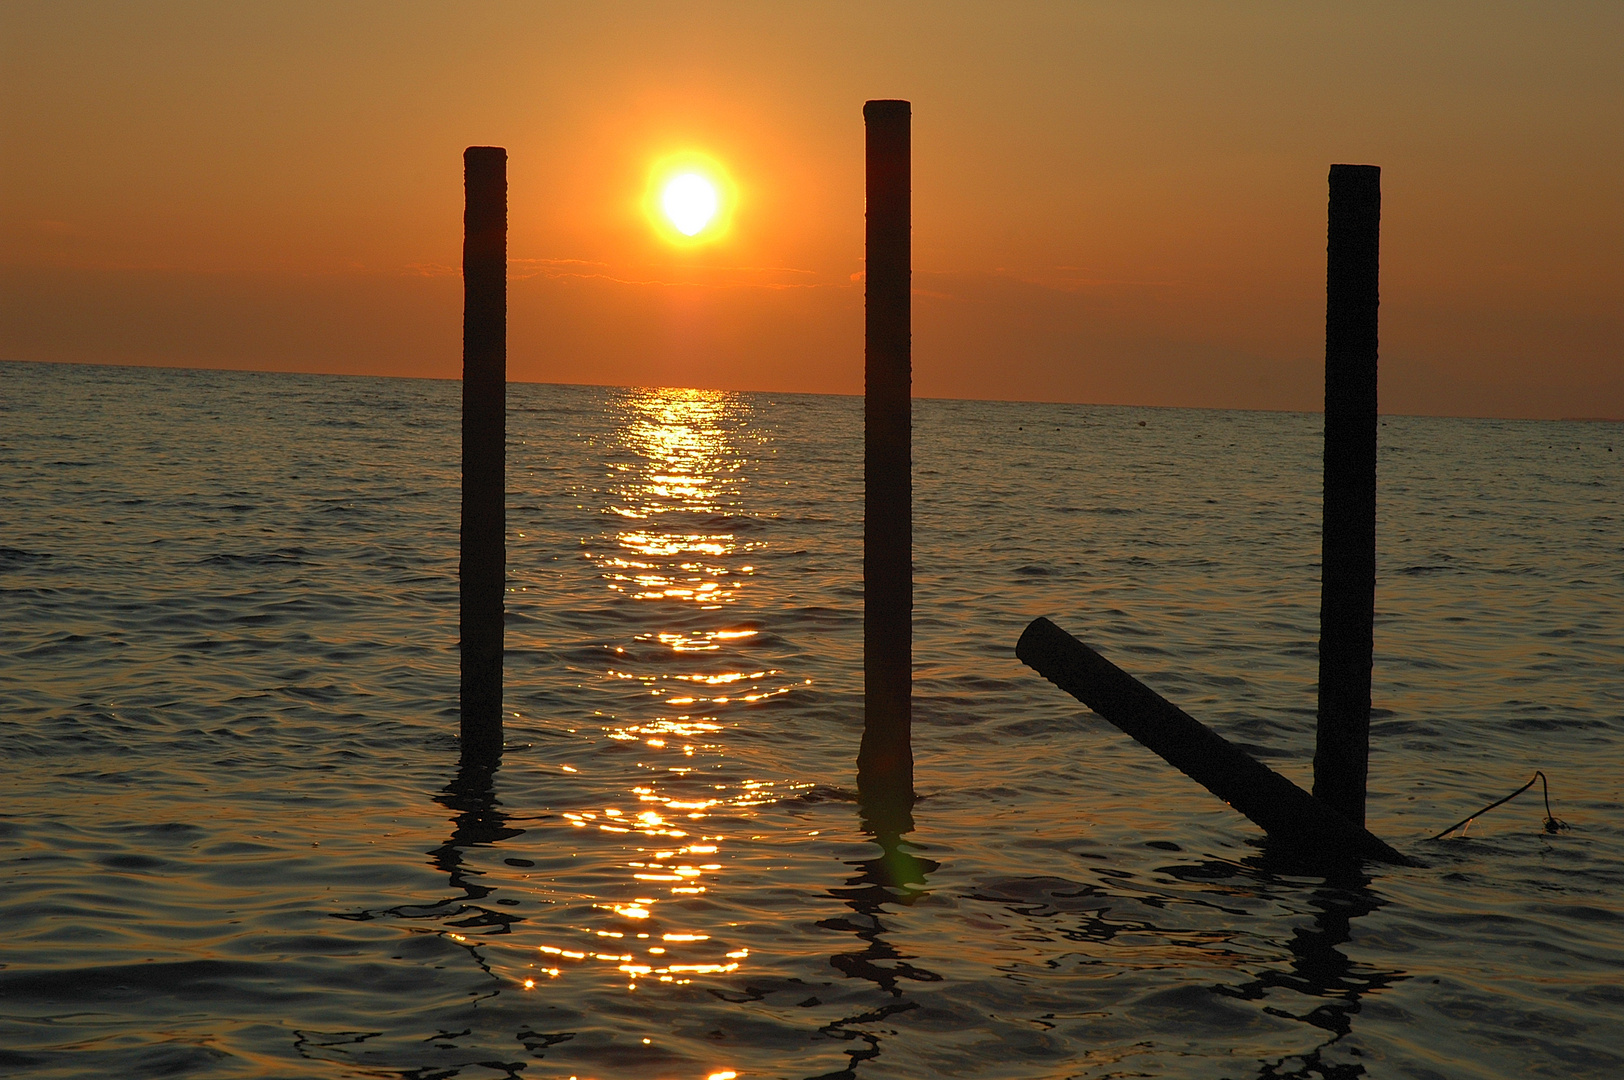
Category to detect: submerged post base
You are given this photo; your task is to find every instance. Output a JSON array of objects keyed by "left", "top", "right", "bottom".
[{"left": 1017, "top": 617, "right": 1412, "bottom": 865}]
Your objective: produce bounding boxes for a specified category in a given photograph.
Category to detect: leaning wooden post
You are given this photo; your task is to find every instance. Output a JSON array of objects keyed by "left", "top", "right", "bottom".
[
  {"left": 857, "top": 100, "right": 913, "bottom": 800},
  {"left": 460, "top": 146, "right": 506, "bottom": 757},
  {"left": 1314, "top": 164, "right": 1380, "bottom": 825},
  {"left": 1018, "top": 617, "right": 1411, "bottom": 864}
]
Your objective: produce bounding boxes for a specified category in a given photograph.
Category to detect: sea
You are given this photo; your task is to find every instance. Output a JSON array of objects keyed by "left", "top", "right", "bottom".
[{"left": 2, "top": 359, "right": 1621, "bottom": 1080}]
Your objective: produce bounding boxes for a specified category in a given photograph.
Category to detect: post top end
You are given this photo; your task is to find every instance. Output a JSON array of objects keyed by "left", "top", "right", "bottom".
[{"left": 864, "top": 99, "right": 911, "bottom": 119}]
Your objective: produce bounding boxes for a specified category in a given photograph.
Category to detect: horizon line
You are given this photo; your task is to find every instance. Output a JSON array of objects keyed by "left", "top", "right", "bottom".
[{"left": 4, "top": 357, "right": 1619, "bottom": 425}]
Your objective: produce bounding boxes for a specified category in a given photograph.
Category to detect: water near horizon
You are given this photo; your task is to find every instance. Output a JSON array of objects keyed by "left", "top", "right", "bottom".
[{"left": 2, "top": 360, "right": 1622, "bottom": 1080}]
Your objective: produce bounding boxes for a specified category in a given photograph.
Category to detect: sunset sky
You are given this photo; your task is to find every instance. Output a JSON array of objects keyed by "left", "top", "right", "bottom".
[{"left": 3, "top": 1, "right": 1620, "bottom": 417}]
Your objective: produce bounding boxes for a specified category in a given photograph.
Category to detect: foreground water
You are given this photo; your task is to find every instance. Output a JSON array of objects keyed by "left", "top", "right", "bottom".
[{"left": 2, "top": 361, "right": 1622, "bottom": 1079}]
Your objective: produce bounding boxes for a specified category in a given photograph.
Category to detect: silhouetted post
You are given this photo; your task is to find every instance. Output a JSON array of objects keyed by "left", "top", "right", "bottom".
[
  {"left": 460, "top": 146, "right": 506, "bottom": 758},
  {"left": 857, "top": 100, "right": 912, "bottom": 800},
  {"left": 1314, "top": 164, "right": 1380, "bottom": 826}
]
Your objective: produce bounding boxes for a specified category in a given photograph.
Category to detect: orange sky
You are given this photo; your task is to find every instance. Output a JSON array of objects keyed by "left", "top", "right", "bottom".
[{"left": 3, "top": 1, "right": 1620, "bottom": 417}]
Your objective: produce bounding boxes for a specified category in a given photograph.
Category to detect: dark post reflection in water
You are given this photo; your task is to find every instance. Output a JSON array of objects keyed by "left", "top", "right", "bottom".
[
  {"left": 330, "top": 746, "right": 528, "bottom": 1020},
  {"left": 815, "top": 777, "right": 941, "bottom": 1079},
  {"left": 1204, "top": 862, "right": 1404, "bottom": 1079},
  {"left": 428, "top": 749, "right": 525, "bottom": 934}
]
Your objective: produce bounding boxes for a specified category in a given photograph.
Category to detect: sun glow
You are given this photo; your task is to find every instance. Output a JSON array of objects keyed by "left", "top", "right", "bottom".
[{"left": 645, "top": 154, "right": 734, "bottom": 244}]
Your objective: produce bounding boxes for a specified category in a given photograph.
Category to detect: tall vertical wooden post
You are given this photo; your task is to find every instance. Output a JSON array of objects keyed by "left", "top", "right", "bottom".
[
  {"left": 1313, "top": 163, "right": 1380, "bottom": 825},
  {"left": 460, "top": 145, "right": 506, "bottom": 758},
  {"left": 857, "top": 100, "right": 913, "bottom": 800}
]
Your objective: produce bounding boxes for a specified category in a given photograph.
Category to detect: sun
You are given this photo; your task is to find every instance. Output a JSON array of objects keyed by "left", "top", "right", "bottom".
[
  {"left": 645, "top": 153, "right": 734, "bottom": 244},
  {"left": 662, "top": 173, "right": 718, "bottom": 236}
]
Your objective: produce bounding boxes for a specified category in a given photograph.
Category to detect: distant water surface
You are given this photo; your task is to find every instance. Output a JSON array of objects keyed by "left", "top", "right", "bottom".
[{"left": 2, "top": 360, "right": 1622, "bottom": 1079}]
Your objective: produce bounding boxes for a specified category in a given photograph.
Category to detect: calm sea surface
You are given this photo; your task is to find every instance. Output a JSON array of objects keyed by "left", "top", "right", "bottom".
[{"left": 2, "top": 360, "right": 1622, "bottom": 1080}]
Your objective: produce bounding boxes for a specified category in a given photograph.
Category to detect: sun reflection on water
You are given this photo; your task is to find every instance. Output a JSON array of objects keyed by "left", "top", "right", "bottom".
[{"left": 525, "top": 388, "right": 807, "bottom": 996}]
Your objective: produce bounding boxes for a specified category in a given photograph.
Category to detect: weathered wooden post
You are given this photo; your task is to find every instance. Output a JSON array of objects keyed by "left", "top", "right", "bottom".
[
  {"left": 460, "top": 146, "right": 506, "bottom": 758},
  {"left": 857, "top": 99, "right": 913, "bottom": 801},
  {"left": 1314, "top": 164, "right": 1380, "bottom": 825}
]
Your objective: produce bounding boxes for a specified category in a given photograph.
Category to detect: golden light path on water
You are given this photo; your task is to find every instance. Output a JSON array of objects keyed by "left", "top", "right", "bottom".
[{"left": 514, "top": 389, "right": 809, "bottom": 1030}]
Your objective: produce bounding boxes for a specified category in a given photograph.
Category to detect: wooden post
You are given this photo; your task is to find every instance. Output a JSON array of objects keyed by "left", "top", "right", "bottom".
[
  {"left": 1314, "top": 164, "right": 1380, "bottom": 825},
  {"left": 1018, "top": 618, "right": 1411, "bottom": 864},
  {"left": 460, "top": 146, "right": 506, "bottom": 758},
  {"left": 857, "top": 100, "right": 913, "bottom": 798}
]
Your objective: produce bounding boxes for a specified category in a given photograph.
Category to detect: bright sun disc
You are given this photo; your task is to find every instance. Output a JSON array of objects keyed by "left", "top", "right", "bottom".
[{"left": 662, "top": 173, "right": 719, "bottom": 237}]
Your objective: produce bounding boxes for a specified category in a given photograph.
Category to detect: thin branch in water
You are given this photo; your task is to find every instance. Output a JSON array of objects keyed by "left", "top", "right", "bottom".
[{"left": 1428, "top": 770, "right": 1570, "bottom": 841}]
